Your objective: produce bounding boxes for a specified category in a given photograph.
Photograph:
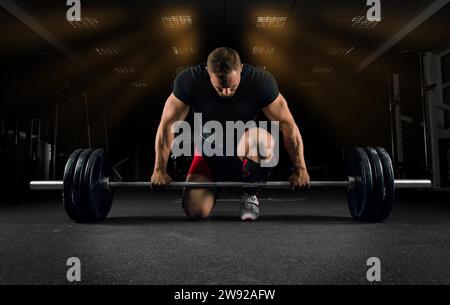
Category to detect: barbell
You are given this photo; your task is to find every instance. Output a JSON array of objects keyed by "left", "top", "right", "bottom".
[{"left": 29, "top": 147, "right": 432, "bottom": 223}]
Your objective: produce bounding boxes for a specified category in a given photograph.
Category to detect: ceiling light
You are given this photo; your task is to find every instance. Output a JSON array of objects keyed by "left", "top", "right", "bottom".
[
  {"left": 131, "top": 82, "right": 147, "bottom": 88},
  {"left": 256, "top": 16, "right": 287, "bottom": 28},
  {"left": 172, "top": 47, "right": 198, "bottom": 56},
  {"left": 94, "top": 47, "right": 119, "bottom": 56},
  {"left": 252, "top": 46, "right": 276, "bottom": 55},
  {"left": 69, "top": 17, "right": 100, "bottom": 29},
  {"left": 162, "top": 16, "right": 192, "bottom": 29},
  {"left": 328, "top": 47, "right": 354, "bottom": 56},
  {"left": 312, "top": 66, "right": 334, "bottom": 74},
  {"left": 349, "top": 15, "right": 380, "bottom": 29},
  {"left": 300, "top": 82, "right": 319, "bottom": 87},
  {"left": 114, "top": 67, "right": 135, "bottom": 75}
]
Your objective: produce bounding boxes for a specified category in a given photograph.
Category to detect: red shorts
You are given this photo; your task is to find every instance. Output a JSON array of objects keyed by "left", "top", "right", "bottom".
[
  {"left": 187, "top": 154, "right": 244, "bottom": 181},
  {"left": 187, "top": 155, "right": 214, "bottom": 180}
]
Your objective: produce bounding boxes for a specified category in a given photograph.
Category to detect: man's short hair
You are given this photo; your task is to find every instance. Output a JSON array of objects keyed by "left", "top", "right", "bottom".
[{"left": 207, "top": 47, "right": 241, "bottom": 79}]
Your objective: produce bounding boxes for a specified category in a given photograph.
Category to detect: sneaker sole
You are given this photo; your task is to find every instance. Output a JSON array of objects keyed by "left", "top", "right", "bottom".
[{"left": 240, "top": 215, "right": 258, "bottom": 221}]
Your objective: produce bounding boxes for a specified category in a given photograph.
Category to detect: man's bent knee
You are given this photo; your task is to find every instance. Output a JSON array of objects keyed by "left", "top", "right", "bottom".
[
  {"left": 238, "top": 127, "right": 275, "bottom": 163},
  {"left": 182, "top": 188, "right": 215, "bottom": 220}
]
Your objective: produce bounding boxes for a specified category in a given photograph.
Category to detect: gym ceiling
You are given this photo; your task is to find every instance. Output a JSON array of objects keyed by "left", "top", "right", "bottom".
[{"left": 1, "top": 0, "right": 449, "bottom": 129}]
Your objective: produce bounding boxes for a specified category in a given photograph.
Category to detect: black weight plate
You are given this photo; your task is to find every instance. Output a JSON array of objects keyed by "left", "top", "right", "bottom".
[
  {"left": 346, "top": 147, "right": 373, "bottom": 220},
  {"left": 375, "top": 147, "right": 394, "bottom": 221},
  {"left": 365, "top": 147, "right": 385, "bottom": 222},
  {"left": 63, "top": 149, "right": 83, "bottom": 220},
  {"left": 84, "top": 149, "right": 113, "bottom": 222},
  {"left": 71, "top": 149, "right": 94, "bottom": 222}
]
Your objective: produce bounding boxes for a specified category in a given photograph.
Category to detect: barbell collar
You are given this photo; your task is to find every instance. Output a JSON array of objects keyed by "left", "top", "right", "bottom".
[
  {"left": 392, "top": 179, "right": 432, "bottom": 188},
  {"left": 29, "top": 181, "right": 63, "bottom": 190}
]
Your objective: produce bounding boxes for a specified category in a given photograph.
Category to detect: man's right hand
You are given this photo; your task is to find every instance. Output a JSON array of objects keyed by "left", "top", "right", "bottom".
[{"left": 150, "top": 170, "right": 173, "bottom": 186}]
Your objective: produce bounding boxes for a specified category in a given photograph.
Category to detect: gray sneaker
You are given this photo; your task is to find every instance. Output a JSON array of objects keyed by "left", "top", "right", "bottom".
[{"left": 240, "top": 193, "right": 260, "bottom": 221}]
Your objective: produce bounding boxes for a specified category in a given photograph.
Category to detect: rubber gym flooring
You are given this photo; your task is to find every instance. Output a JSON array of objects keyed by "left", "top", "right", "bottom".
[{"left": 0, "top": 189, "right": 449, "bottom": 284}]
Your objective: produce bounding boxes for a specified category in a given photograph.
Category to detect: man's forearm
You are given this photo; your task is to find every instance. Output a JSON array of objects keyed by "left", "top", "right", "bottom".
[
  {"left": 154, "top": 124, "right": 174, "bottom": 172},
  {"left": 282, "top": 124, "right": 307, "bottom": 171}
]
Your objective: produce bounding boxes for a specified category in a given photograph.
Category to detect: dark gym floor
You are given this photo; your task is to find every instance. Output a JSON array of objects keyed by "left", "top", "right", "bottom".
[{"left": 0, "top": 189, "right": 449, "bottom": 285}]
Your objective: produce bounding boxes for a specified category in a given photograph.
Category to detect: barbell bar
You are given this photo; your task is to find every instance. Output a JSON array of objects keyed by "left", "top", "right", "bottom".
[
  {"left": 29, "top": 179, "right": 431, "bottom": 191},
  {"left": 28, "top": 147, "right": 433, "bottom": 223}
]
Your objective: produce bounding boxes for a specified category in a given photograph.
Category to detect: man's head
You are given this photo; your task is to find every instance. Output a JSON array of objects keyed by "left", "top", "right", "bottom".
[{"left": 206, "top": 47, "right": 243, "bottom": 98}]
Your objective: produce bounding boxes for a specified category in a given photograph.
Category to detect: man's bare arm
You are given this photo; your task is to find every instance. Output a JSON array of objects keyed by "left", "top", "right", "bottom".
[
  {"left": 153, "top": 93, "right": 190, "bottom": 183},
  {"left": 262, "top": 93, "right": 310, "bottom": 186}
]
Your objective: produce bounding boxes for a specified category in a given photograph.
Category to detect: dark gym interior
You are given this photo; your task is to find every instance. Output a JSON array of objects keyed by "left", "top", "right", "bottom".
[{"left": 1, "top": 0, "right": 449, "bottom": 285}]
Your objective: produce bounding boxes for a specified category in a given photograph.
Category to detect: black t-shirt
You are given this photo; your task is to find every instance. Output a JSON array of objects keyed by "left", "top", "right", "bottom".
[{"left": 173, "top": 63, "right": 279, "bottom": 124}]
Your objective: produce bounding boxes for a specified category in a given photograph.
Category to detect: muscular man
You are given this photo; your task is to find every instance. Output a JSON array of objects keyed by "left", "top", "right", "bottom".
[{"left": 151, "top": 47, "right": 310, "bottom": 221}]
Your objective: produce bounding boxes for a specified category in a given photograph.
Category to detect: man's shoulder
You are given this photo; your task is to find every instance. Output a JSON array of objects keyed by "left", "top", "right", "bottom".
[
  {"left": 242, "top": 64, "right": 274, "bottom": 81},
  {"left": 243, "top": 63, "right": 263, "bottom": 73},
  {"left": 177, "top": 63, "right": 207, "bottom": 80}
]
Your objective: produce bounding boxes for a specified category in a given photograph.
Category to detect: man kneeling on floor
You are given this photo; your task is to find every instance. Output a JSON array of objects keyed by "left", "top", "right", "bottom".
[{"left": 151, "top": 47, "right": 310, "bottom": 221}]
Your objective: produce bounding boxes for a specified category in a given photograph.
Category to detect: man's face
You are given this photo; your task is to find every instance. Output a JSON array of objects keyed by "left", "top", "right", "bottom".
[{"left": 207, "top": 65, "right": 242, "bottom": 98}]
